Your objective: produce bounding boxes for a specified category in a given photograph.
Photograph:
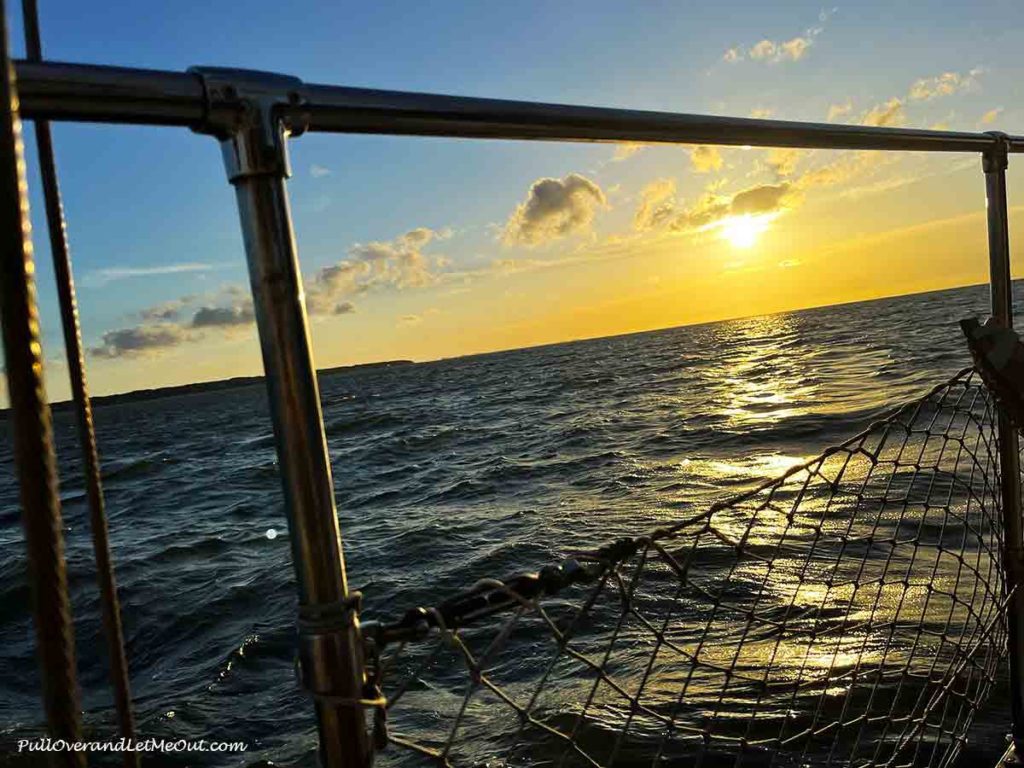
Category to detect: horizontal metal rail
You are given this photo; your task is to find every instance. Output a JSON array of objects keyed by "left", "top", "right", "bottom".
[{"left": 13, "top": 59, "right": 1024, "bottom": 153}]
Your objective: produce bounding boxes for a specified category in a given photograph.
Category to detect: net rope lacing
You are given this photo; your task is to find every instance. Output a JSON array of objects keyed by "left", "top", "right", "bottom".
[{"left": 360, "top": 367, "right": 1011, "bottom": 768}]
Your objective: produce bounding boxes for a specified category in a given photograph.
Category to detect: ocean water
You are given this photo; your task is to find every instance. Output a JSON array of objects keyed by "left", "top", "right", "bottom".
[{"left": 0, "top": 283, "right": 1016, "bottom": 766}]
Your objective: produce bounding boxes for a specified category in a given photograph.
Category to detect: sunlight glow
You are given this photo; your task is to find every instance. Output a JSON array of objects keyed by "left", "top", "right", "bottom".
[{"left": 719, "top": 214, "right": 771, "bottom": 249}]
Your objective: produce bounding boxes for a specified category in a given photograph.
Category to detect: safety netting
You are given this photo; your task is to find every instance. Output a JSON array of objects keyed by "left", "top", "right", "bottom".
[{"left": 362, "top": 367, "right": 1010, "bottom": 768}]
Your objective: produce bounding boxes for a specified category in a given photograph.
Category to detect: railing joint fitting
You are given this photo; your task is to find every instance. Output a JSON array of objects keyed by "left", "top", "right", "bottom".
[
  {"left": 984, "top": 131, "right": 1010, "bottom": 173},
  {"left": 189, "top": 66, "right": 309, "bottom": 182}
]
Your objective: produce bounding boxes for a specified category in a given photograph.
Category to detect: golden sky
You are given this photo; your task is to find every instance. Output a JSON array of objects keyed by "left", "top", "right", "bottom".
[{"left": 15, "top": 3, "right": 1024, "bottom": 401}]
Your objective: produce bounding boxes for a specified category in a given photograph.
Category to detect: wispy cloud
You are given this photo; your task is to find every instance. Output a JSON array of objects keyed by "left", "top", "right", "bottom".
[
  {"left": 310, "top": 164, "right": 332, "bottom": 178},
  {"left": 979, "top": 107, "right": 1003, "bottom": 126},
  {"left": 908, "top": 69, "right": 983, "bottom": 101},
  {"left": 827, "top": 100, "right": 853, "bottom": 122},
  {"left": 764, "top": 148, "right": 803, "bottom": 179},
  {"left": 612, "top": 142, "right": 646, "bottom": 161},
  {"left": 689, "top": 145, "right": 724, "bottom": 173},
  {"left": 860, "top": 97, "right": 906, "bottom": 127},
  {"left": 722, "top": 10, "right": 832, "bottom": 65},
  {"left": 84, "top": 263, "right": 216, "bottom": 287}
]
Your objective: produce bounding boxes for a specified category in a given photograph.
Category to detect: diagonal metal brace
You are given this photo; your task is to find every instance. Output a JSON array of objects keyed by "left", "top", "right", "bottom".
[{"left": 189, "top": 67, "right": 309, "bottom": 181}]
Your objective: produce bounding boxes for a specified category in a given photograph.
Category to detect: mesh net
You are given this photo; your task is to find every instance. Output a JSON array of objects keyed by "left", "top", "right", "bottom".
[{"left": 363, "top": 368, "right": 1010, "bottom": 768}]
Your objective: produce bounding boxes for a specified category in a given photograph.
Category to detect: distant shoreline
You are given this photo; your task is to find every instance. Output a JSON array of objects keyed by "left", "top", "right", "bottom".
[
  {"left": 42, "top": 360, "right": 416, "bottom": 413},
  {"left": 15, "top": 278, "right": 1014, "bottom": 416}
]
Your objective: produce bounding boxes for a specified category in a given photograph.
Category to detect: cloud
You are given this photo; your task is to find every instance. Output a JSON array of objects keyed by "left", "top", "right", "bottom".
[
  {"left": 191, "top": 302, "right": 255, "bottom": 328},
  {"left": 310, "top": 164, "right": 331, "bottom": 178},
  {"left": 764, "top": 148, "right": 802, "bottom": 178},
  {"left": 749, "top": 40, "right": 777, "bottom": 60},
  {"left": 307, "top": 226, "right": 450, "bottom": 312},
  {"left": 827, "top": 101, "right": 853, "bottom": 121},
  {"left": 634, "top": 180, "right": 793, "bottom": 233},
  {"left": 139, "top": 299, "right": 190, "bottom": 322},
  {"left": 729, "top": 184, "right": 792, "bottom": 217},
  {"left": 861, "top": 97, "right": 905, "bottom": 127},
  {"left": 612, "top": 142, "right": 645, "bottom": 161},
  {"left": 689, "top": 145, "right": 724, "bottom": 173},
  {"left": 398, "top": 314, "right": 422, "bottom": 326},
  {"left": 90, "top": 323, "right": 190, "bottom": 358},
  {"left": 779, "top": 37, "right": 811, "bottom": 61},
  {"left": 909, "top": 69, "right": 982, "bottom": 101},
  {"left": 90, "top": 226, "right": 448, "bottom": 359},
  {"left": 84, "top": 263, "right": 215, "bottom": 287},
  {"left": 723, "top": 10, "right": 834, "bottom": 65},
  {"left": 634, "top": 179, "right": 679, "bottom": 231},
  {"left": 980, "top": 107, "right": 1003, "bottom": 125},
  {"left": 502, "top": 173, "right": 607, "bottom": 246},
  {"left": 745, "top": 37, "right": 812, "bottom": 62}
]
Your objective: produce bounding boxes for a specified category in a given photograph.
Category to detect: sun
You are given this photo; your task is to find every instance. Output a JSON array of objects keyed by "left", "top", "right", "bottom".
[{"left": 720, "top": 214, "right": 770, "bottom": 249}]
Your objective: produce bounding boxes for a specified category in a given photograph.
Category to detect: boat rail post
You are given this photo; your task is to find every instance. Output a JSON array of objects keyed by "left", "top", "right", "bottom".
[
  {"left": 190, "top": 68, "right": 370, "bottom": 767},
  {"left": 984, "top": 133, "right": 1024, "bottom": 759}
]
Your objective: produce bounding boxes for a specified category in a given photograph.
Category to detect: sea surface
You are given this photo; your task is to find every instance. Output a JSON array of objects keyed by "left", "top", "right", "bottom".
[{"left": 0, "top": 284, "right": 1017, "bottom": 766}]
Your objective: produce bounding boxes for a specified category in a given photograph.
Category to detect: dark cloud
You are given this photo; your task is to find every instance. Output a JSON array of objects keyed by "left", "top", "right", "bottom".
[
  {"left": 191, "top": 303, "right": 255, "bottom": 328},
  {"left": 634, "top": 181, "right": 793, "bottom": 233},
  {"left": 503, "top": 174, "right": 606, "bottom": 246},
  {"left": 729, "top": 184, "right": 791, "bottom": 216},
  {"left": 139, "top": 299, "right": 187, "bottom": 322},
  {"left": 90, "top": 324, "right": 189, "bottom": 359},
  {"left": 334, "top": 301, "right": 356, "bottom": 315}
]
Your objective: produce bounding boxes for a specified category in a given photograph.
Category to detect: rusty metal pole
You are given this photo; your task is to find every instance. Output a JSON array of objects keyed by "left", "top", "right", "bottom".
[
  {"left": 0, "top": 1, "right": 83, "bottom": 764},
  {"left": 19, "top": 2, "right": 137, "bottom": 762}
]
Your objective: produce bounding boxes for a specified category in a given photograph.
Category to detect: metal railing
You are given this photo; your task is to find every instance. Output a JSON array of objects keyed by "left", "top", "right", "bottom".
[{"left": 1, "top": 3, "right": 1022, "bottom": 767}]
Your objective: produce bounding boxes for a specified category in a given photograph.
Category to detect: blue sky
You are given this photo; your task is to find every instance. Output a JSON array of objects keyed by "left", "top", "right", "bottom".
[{"left": 8, "top": 0, "right": 1024, "bottom": 398}]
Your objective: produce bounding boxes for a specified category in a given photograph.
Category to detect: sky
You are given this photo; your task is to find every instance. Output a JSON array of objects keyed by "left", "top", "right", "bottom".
[{"left": 7, "top": 0, "right": 1024, "bottom": 400}]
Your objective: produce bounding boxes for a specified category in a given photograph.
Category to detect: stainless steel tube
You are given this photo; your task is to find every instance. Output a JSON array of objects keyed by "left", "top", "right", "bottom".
[
  {"left": 10, "top": 59, "right": 1024, "bottom": 154},
  {"left": 219, "top": 112, "right": 370, "bottom": 763},
  {"left": 300, "top": 83, "right": 1006, "bottom": 152},
  {"left": 13, "top": 60, "right": 204, "bottom": 126},
  {"left": 984, "top": 137, "right": 1024, "bottom": 749}
]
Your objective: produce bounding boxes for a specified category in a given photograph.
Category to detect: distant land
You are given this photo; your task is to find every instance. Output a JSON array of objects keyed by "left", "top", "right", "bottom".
[{"left": 43, "top": 360, "right": 415, "bottom": 413}]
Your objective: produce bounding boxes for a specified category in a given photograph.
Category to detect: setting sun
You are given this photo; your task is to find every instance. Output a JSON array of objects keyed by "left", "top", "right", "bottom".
[{"left": 720, "top": 214, "right": 770, "bottom": 248}]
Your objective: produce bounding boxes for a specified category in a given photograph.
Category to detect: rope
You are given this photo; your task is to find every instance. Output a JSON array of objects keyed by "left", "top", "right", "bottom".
[
  {"left": 20, "top": 2, "right": 138, "bottom": 763},
  {"left": 0, "top": 3, "right": 83, "bottom": 762}
]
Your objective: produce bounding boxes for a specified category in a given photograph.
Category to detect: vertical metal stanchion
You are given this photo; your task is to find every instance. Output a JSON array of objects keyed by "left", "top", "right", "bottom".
[
  {"left": 191, "top": 69, "right": 370, "bottom": 767},
  {"left": 0, "top": 2, "right": 84, "bottom": 764},
  {"left": 984, "top": 133, "right": 1024, "bottom": 757}
]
